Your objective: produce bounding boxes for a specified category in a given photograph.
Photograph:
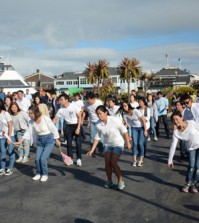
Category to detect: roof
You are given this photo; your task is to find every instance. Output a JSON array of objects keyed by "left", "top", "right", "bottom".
[
  {"left": 25, "top": 72, "right": 55, "bottom": 80},
  {"left": 154, "top": 66, "right": 190, "bottom": 76},
  {"left": 57, "top": 67, "right": 120, "bottom": 80}
]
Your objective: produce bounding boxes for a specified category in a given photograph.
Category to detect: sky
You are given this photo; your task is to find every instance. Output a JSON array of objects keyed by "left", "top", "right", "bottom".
[{"left": 0, "top": 0, "right": 199, "bottom": 76}]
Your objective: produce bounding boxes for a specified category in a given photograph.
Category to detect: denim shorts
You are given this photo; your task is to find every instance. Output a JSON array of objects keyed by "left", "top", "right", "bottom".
[{"left": 104, "top": 146, "right": 123, "bottom": 155}]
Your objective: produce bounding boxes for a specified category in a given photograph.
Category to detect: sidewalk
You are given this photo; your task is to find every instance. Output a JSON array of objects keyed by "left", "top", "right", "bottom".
[{"left": 0, "top": 131, "right": 199, "bottom": 223}]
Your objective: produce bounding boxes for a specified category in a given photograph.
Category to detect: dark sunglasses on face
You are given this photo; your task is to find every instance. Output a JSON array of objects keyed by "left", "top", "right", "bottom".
[{"left": 184, "top": 100, "right": 190, "bottom": 105}]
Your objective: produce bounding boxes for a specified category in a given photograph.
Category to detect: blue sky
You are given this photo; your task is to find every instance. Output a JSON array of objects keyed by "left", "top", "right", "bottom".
[{"left": 0, "top": 0, "right": 199, "bottom": 75}]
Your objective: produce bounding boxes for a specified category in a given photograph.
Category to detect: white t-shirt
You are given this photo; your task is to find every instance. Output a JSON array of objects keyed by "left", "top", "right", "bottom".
[
  {"left": 0, "top": 111, "right": 14, "bottom": 138},
  {"left": 85, "top": 100, "right": 102, "bottom": 123},
  {"left": 130, "top": 101, "right": 139, "bottom": 108},
  {"left": 56, "top": 103, "right": 81, "bottom": 124},
  {"left": 33, "top": 116, "right": 51, "bottom": 135},
  {"left": 139, "top": 107, "right": 150, "bottom": 130},
  {"left": 17, "top": 97, "right": 31, "bottom": 112},
  {"left": 168, "top": 120, "right": 199, "bottom": 164},
  {"left": 95, "top": 116, "right": 127, "bottom": 147},
  {"left": 123, "top": 109, "right": 143, "bottom": 128},
  {"left": 72, "top": 100, "right": 84, "bottom": 110},
  {"left": 25, "top": 94, "right": 32, "bottom": 103}
]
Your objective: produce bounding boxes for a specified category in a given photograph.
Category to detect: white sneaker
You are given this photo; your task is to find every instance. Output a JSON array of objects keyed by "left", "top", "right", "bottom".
[
  {"left": 32, "top": 174, "right": 41, "bottom": 181},
  {"left": 154, "top": 137, "right": 158, "bottom": 141},
  {"left": 16, "top": 157, "right": 23, "bottom": 163},
  {"left": 22, "top": 157, "right": 29, "bottom": 163},
  {"left": 132, "top": 161, "right": 137, "bottom": 167},
  {"left": 76, "top": 159, "right": 82, "bottom": 167},
  {"left": 147, "top": 137, "right": 151, "bottom": 141},
  {"left": 40, "top": 175, "right": 48, "bottom": 182}
]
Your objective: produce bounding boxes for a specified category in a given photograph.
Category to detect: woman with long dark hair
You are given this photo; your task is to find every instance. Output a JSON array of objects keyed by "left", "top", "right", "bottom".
[
  {"left": 0, "top": 99, "right": 15, "bottom": 175},
  {"left": 87, "top": 105, "right": 131, "bottom": 190},
  {"left": 168, "top": 111, "right": 199, "bottom": 193},
  {"left": 9, "top": 102, "right": 30, "bottom": 163},
  {"left": 16, "top": 106, "right": 60, "bottom": 182}
]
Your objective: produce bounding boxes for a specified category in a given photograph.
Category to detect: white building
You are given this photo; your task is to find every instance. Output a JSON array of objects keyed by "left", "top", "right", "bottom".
[{"left": 54, "top": 67, "right": 141, "bottom": 93}]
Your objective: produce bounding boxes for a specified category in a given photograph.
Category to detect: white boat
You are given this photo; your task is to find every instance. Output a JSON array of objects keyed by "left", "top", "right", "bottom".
[{"left": 0, "top": 61, "right": 37, "bottom": 94}]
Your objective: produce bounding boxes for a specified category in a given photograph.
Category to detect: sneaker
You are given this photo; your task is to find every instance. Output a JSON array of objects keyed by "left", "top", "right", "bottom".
[
  {"left": 22, "top": 157, "right": 29, "bottom": 163},
  {"left": 16, "top": 157, "right": 23, "bottom": 163},
  {"left": 147, "top": 137, "right": 151, "bottom": 141},
  {"left": 138, "top": 161, "right": 143, "bottom": 167},
  {"left": 32, "top": 174, "right": 41, "bottom": 181},
  {"left": 132, "top": 161, "right": 137, "bottom": 167},
  {"left": 4, "top": 169, "right": 13, "bottom": 176},
  {"left": 40, "top": 175, "right": 48, "bottom": 182},
  {"left": 104, "top": 180, "right": 113, "bottom": 188},
  {"left": 190, "top": 185, "right": 198, "bottom": 193},
  {"left": 118, "top": 181, "right": 125, "bottom": 190},
  {"left": 0, "top": 169, "right": 5, "bottom": 175},
  {"left": 181, "top": 184, "right": 190, "bottom": 193},
  {"left": 154, "top": 137, "right": 158, "bottom": 141},
  {"left": 76, "top": 159, "right": 82, "bottom": 167}
]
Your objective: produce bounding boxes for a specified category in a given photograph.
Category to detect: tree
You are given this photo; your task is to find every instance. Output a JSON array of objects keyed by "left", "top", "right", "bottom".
[
  {"left": 141, "top": 72, "right": 155, "bottom": 96},
  {"left": 117, "top": 58, "right": 142, "bottom": 100},
  {"left": 85, "top": 59, "right": 110, "bottom": 94},
  {"left": 100, "top": 78, "right": 115, "bottom": 101}
]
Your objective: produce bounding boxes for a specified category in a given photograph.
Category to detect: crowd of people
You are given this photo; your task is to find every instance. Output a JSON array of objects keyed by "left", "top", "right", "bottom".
[{"left": 0, "top": 87, "right": 199, "bottom": 193}]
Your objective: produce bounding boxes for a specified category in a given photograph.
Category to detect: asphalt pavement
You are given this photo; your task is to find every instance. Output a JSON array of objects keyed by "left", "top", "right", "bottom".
[{"left": 0, "top": 124, "right": 199, "bottom": 223}]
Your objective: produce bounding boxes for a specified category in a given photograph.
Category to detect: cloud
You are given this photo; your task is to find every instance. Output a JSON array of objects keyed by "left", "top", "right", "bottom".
[{"left": 0, "top": 0, "right": 199, "bottom": 75}]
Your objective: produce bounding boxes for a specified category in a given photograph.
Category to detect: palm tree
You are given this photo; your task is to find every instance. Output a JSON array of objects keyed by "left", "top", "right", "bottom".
[
  {"left": 117, "top": 58, "right": 142, "bottom": 100},
  {"left": 96, "top": 59, "right": 110, "bottom": 94},
  {"left": 85, "top": 60, "right": 110, "bottom": 94},
  {"left": 85, "top": 62, "right": 97, "bottom": 86}
]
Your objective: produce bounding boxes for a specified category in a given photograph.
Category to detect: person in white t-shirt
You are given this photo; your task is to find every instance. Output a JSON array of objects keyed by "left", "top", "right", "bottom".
[
  {"left": 82, "top": 92, "right": 104, "bottom": 156},
  {"left": 87, "top": 105, "right": 131, "bottom": 190},
  {"left": 25, "top": 89, "right": 32, "bottom": 104},
  {"left": 16, "top": 105, "right": 60, "bottom": 182},
  {"left": 53, "top": 93, "right": 82, "bottom": 166},
  {"left": 123, "top": 103, "right": 148, "bottom": 167},
  {"left": 0, "top": 99, "right": 15, "bottom": 176},
  {"left": 168, "top": 111, "right": 199, "bottom": 193},
  {"left": 72, "top": 93, "right": 86, "bottom": 141},
  {"left": 16, "top": 90, "right": 31, "bottom": 112}
]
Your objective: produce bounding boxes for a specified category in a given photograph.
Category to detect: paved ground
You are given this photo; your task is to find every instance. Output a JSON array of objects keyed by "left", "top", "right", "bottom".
[{"left": 1, "top": 125, "right": 199, "bottom": 223}]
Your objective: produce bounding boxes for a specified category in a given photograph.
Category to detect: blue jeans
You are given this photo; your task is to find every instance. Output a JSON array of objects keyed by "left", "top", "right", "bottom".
[
  {"left": 149, "top": 116, "right": 157, "bottom": 138},
  {"left": 131, "top": 127, "right": 145, "bottom": 157},
  {"left": 36, "top": 133, "right": 55, "bottom": 176},
  {"left": 0, "top": 136, "right": 15, "bottom": 170},
  {"left": 90, "top": 121, "right": 104, "bottom": 153},
  {"left": 16, "top": 130, "right": 30, "bottom": 158},
  {"left": 186, "top": 148, "right": 199, "bottom": 184}
]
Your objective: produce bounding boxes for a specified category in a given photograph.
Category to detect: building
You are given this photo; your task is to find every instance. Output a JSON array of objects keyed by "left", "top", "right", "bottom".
[
  {"left": 0, "top": 61, "right": 36, "bottom": 94},
  {"left": 25, "top": 69, "right": 55, "bottom": 91},
  {"left": 54, "top": 67, "right": 141, "bottom": 94},
  {"left": 149, "top": 66, "right": 193, "bottom": 91}
]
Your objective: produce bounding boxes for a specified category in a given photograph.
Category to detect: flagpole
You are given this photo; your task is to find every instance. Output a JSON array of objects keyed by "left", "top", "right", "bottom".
[{"left": 165, "top": 54, "right": 169, "bottom": 67}]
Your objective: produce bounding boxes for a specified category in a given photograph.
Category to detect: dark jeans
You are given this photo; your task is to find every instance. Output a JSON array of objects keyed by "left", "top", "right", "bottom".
[
  {"left": 156, "top": 115, "right": 170, "bottom": 137},
  {"left": 64, "top": 124, "right": 82, "bottom": 159}
]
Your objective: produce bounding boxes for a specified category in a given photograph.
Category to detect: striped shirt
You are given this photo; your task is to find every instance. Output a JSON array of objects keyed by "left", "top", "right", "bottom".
[{"left": 11, "top": 111, "right": 30, "bottom": 131}]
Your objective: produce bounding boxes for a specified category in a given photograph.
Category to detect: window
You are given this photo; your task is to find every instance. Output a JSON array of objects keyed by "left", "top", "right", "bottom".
[
  {"left": 56, "top": 81, "right": 64, "bottom": 85},
  {"left": 66, "top": 81, "right": 72, "bottom": 85},
  {"left": 31, "top": 82, "right": 36, "bottom": 87},
  {"left": 111, "top": 77, "right": 117, "bottom": 83},
  {"left": 80, "top": 78, "right": 87, "bottom": 84},
  {"left": 73, "top": 80, "right": 78, "bottom": 85}
]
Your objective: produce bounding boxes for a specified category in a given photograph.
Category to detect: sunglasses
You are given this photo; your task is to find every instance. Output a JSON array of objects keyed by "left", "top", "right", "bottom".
[{"left": 184, "top": 100, "right": 190, "bottom": 105}]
